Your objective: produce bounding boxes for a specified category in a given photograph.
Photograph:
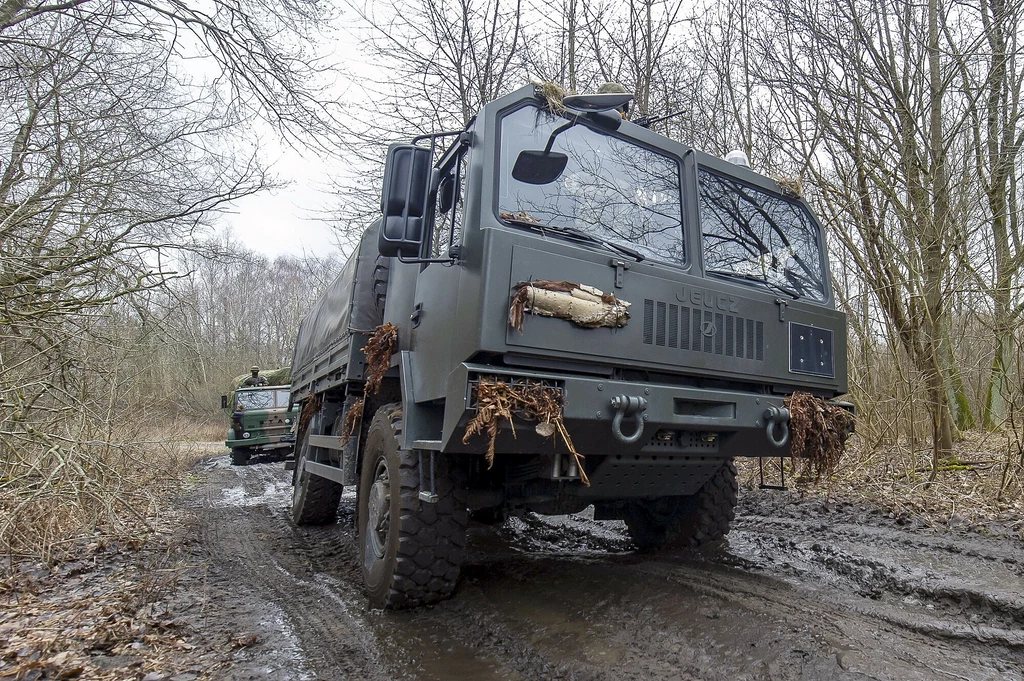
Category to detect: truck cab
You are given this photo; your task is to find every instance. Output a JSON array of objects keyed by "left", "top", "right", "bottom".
[
  {"left": 288, "top": 84, "right": 848, "bottom": 609},
  {"left": 223, "top": 385, "right": 298, "bottom": 465}
]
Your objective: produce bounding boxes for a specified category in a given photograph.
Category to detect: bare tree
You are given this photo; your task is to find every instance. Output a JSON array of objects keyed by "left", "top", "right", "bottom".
[
  {"left": 0, "top": 0, "right": 342, "bottom": 146},
  {"left": 951, "top": 0, "right": 1024, "bottom": 429},
  {"left": 739, "top": 0, "right": 974, "bottom": 474},
  {"left": 349, "top": 0, "right": 527, "bottom": 132},
  {"left": 0, "top": 0, "right": 339, "bottom": 555}
]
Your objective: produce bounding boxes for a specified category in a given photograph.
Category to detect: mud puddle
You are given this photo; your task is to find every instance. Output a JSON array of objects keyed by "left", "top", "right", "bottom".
[{"left": 179, "top": 456, "right": 1024, "bottom": 680}]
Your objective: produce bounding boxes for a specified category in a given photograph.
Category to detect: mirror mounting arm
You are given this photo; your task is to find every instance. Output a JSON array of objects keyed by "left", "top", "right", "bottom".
[
  {"left": 543, "top": 118, "right": 578, "bottom": 154},
  {"left": 395, "top": 253, "right": 459, "bottom": 265}
]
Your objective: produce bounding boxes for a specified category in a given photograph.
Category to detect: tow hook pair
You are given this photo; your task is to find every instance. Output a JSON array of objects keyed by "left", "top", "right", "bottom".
[{"left": 607, "top": 396, "right": 791, "bottom": 448}]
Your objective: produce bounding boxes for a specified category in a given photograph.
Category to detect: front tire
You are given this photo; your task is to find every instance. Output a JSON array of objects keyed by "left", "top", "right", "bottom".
[
  {"left": 358, "top": 403, "right": 467, "bottom": 609},
  {"left": 624, "top": 459, "right": 737, "bottom": 550},
  {"left": 230, "top": 448, "right": 252, "bottom": 466},
  {"left": 292, "top": 427, "right": 343, "bottom": 525}
]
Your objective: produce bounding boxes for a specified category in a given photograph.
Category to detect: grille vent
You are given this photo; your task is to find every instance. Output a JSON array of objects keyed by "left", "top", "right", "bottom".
[{"left": 643, "top": 299, "right": 764, "bottom": 360}]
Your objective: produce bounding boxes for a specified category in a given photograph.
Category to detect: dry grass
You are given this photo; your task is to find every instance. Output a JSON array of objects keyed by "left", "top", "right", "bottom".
[
  {"left": 341, "top": 397, "right": 364, "bottom": 441},
  {"left": 154, "top": 417, "right": 227, "bottom": 444},
  {"left": 738, "top": 429, "right": 1024, "bottom": 537},
  {"left": 532, "top": 80, "right": 569, "bottom": 113},
  {"left": 786, "top": 392, "right": 855, "bottom": 481},
  {"left": 0, "top": 419, "right": 211, "bottom": 565},
  {"left": 463, "top": 377, "right": 587, "bottom": 484}
]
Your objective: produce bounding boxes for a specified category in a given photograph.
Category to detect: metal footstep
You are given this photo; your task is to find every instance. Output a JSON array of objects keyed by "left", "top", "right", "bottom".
[
  {"left": 418, "top": 450, "right": 439, "bottom": 503},
  {"left": 758, "top": 456, "right": 787, "bottom": 490}
]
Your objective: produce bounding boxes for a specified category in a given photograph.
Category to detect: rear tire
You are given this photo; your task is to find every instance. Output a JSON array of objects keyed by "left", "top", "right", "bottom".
[
  {"left": 291, "top": 428, "right": 343, "bottom": 525},
  {"left": 624, "top": 459, "right": 737, "bottom": 550},
  {"left": 358, "top": 403, "right": 468, "bottom": 609}
]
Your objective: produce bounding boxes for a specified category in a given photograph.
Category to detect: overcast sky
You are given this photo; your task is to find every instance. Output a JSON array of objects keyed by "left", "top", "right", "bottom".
[
  {"left": 217, "top": 8, "right": 363, "bottom": 260},
  {"left": 222, "top": 146, "right": 342, "bottom": 259}
]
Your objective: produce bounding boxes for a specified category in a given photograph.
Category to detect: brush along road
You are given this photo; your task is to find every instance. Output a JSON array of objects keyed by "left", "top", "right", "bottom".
[
  {"left": 180, "top": 454, "right": 1024, "bottom": 680},
  {"left": 287, "top": 84, "right": 853, "bottom": 609}
]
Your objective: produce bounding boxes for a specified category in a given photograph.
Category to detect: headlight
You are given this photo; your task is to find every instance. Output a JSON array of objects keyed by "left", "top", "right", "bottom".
[
  {"left": 242, "top": 432, "right": 251, "bottom": 439},
  {"left": 285, "top": 418, "right": 291, "bottom": 424}
]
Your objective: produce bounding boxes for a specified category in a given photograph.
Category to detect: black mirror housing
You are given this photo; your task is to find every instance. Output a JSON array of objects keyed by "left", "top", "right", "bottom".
[
  {"left": 437, "top": 173, "right": 456, "bottom": 214},
  {"left": 512, "top": 150, "right": 569, "bottom": 185},
  {"left": 221, "top": 395, "right": 228, "bottom": 409},
  {"left": 379, "top": 143, "right": 432, "bottom": 258}
]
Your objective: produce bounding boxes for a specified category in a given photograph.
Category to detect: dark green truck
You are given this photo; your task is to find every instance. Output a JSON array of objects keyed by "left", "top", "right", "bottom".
[
  {"left": 223, "top": 385, "right": 298, "bottom": 465},
  {"left": 287, "top": 84, "right": 850, "bottom": 608}
]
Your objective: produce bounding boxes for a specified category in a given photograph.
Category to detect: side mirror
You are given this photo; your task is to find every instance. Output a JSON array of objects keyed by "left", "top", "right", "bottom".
[
  {"left": 379, "top": 143, "right": 431, "bottom": 258},
  {"left": 563, "top": 92, "right": 633, "bottom": 112},
  {"left": 512, "top": 150, "right": 569, "bottom": 185},
  {"left": 221, "top": 395, "right": 228, "bottom": 409},
  {"left": 437, "top": 173, "right": 455, "bottom": 214}
]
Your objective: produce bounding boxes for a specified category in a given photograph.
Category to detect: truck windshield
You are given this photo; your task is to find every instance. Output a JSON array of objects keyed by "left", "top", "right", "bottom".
[
  {"left": 236, "top": 389, "right": 289, "bottom": 410},
  {"left": 699, "top": 169, "right": 826, "bottom": 301},
  {"left": 498, "top": 105, "right": 684, "bottom": 264}
]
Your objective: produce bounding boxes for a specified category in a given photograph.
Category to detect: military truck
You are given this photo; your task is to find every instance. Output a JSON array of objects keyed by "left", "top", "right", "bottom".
[
  {"left": 288, "top": 84, "right": 849, "bottom": 609},
  {"left": 222, "top": 384, "right": 298, "bottom": 465}
]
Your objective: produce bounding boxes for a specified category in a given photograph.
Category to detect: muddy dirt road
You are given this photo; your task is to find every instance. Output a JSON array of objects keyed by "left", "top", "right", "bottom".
[{"left": 180, "top": 454, "right": 1024, "bottom": 680}]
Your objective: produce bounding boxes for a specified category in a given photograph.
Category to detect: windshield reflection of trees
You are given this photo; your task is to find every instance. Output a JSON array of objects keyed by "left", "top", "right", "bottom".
[
  {"left": 699, "top": 171, "right": 824, "bottom": 300},
  {"left": 238, "top": 391, "right": 275, "bottom": 409},
  {"left": 500, "top": 109, "right": 684, "bottom": 264}
]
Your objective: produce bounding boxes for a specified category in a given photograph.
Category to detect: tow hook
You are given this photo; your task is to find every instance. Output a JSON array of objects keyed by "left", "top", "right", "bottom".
[
  {"left": 763, "top": 405, "right": 790, "bottom": 448},
  {"left": 610, "top": 395, "right": 648, "bottom": 444}
]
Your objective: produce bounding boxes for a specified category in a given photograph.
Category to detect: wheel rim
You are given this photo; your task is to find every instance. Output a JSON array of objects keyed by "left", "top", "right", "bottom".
[{"left": 366, "top": 460, "right": 390, "bottom": 559}]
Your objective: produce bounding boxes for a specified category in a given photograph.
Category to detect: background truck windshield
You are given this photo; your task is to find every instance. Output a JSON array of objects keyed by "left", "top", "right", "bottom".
[
  {"left": 236, "top": 389, "right": 290, "bottom": 410},
  {"left": 498, "top": 105, "right": 684, "bottom": 264},
  {"left": 699, "top": 169, "right": 826, "bottom": 301}
]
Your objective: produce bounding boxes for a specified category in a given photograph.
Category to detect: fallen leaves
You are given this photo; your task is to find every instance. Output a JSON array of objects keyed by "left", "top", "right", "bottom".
[{"left": 0, "top": 528, "right": 235, "bottom": 681}]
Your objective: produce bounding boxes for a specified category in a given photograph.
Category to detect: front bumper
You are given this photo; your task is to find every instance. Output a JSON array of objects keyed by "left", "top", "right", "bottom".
[
  {"left": 442, "top": 362, "right": 793, "bottom": 459},
  {"left": 226, "top": 434, "right": 295, "bottom": 449}
]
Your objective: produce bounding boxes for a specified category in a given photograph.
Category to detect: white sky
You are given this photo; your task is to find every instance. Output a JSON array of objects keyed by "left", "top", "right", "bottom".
[
  {"left": 222, "top": 147, "right": 342, "bottom": 259},
  {"left": 216, "top": 9, "right": 368, "bottom": 260}
]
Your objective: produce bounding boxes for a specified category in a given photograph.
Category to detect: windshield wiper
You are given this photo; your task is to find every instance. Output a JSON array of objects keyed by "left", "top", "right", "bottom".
[
  {"left": 706, "top": 268, "right": 799, "bottom": 300},
  {"left": 502, "top": 218, "right": 645, "bottom": 262}
]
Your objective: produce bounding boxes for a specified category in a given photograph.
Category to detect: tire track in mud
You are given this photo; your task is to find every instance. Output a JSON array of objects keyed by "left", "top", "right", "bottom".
[
  {"left": 188, "top": 455, "right": 1024, "bottom": 681},
  {"left": 731, "top": 512, "right": 1024, "bottom": 633},
  {"left": 193, "top": 458, "right": 385, "bottom": 680}
]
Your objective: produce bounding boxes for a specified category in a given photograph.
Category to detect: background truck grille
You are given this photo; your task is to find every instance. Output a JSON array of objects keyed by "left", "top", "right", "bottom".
[{"left": 643, "top": 299, "right": 763, "bottom": 361}]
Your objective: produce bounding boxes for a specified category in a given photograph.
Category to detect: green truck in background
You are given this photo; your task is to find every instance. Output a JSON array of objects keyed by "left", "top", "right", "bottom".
[{"left": 222, "top": 368, "right": 298, "bottom": 465}]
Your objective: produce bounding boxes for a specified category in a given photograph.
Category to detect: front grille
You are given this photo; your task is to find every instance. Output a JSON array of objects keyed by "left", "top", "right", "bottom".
[{"left": 643, "top": 299, "right": 763, "bottom": 360}]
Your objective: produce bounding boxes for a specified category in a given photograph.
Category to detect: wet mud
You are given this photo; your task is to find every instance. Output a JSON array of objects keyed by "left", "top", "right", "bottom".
[{"left": 180, "top": 456, "right": 1024, "bottom": 680}]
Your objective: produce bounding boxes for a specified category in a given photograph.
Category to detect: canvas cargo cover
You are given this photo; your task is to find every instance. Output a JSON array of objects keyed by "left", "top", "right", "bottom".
[
  {"left": 291, "top": 223, "right": 383, "bottom": 376},
  {"left": 231, "top": 366, "right": 291, "bottom": 390}
]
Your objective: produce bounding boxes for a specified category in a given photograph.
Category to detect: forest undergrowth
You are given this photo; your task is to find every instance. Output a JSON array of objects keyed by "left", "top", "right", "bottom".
[
  {"left": 1, "top": 422, "right": 213, "bottom": 567},
  {"left": 737, "top": 430, "right": 1024, "bottom": 539}
]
